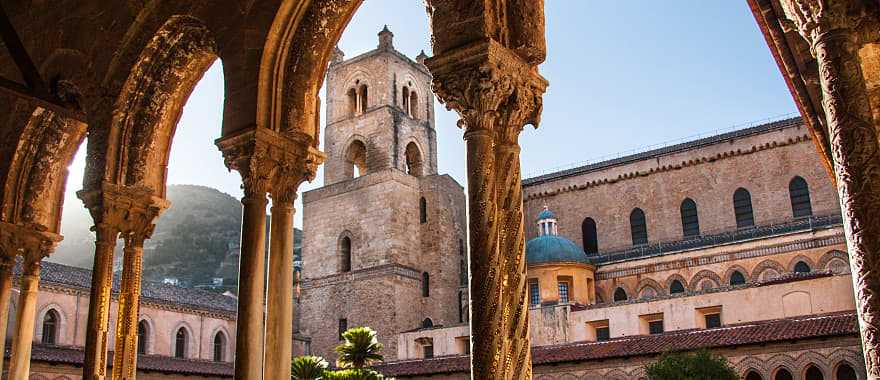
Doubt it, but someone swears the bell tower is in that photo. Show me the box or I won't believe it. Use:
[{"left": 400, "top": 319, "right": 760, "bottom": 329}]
[{"left": 323, "top": 25, "right": 438, "bottom": 185}]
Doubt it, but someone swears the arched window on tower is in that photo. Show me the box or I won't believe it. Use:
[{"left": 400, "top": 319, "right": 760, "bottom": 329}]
[
  {"left": 789, "top": 176, "right": 812, "bottom": 218},
  {"left": 347, "top": 88, "right": 358, "bottom": 117},
  {"left": 420, "top": 197, "right": 428, "bottom": 224},
  {"left": 680, "top": 198, "right": 700, "bottom": 237},
  {"left": 41, "top": 309, "right": 59, "bottom": 345},
  {"left": 340, "top": 236, "right": 352, "bottom": 273},
  {"left": 581, "top": 217, "right": 598, "bottom": 254},
  {"left": 730, "top": 271, "right": 746, "bottom": 286},
  {"left": 794, "top": 260, "right": 811, "bottom": 273},
  {"left": 213, "top": 331, "right": 226, "bottom": 362},
  {"left": 669, "top": 280, "right": 685, "bottom": 294},
  {"left": 629, "top": 208, "right": 648, "bottom": 245},
  {"left": 422, "top": 272, "right": 430, "bottom": 297},
  {"left": 733, "top": 188, "right": 755, "bottom": 228},
  {"left": 405, "top": 142, "right": 424, "bottom": 176},
  {"left": 174, "top": 328, "right": 188, "bottom": 358},
  {"left": 345, "top": 140, "right": 367, "bottom": 179},
  {"left": 613, "top": 287, "right": 628, "bottom": 302},
  {"left": 358, "top": 84, "right": 368, "bottom": 114},
  {"left": 137, "top": 320, "right": 149, "bottom": 354}
]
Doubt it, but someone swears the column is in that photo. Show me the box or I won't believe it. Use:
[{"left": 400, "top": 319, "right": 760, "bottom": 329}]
[
  {"left": 112, "top": 232, "right": 147, "bottom": 380},
  {"left": 234, "top": 188, "right": 268, "bottom": 380},
  {"left": 83, "top": 223, "right": 119, "bottom": 380},
  {"left": 263, "top": 197, "right": 295, "bottom": 380},
  {"left": 8, "top": 252, "right": 44, "bottom": 380},
  {"left": 0, "top": 255, "right": 16, "bottom": 373},
  {"left": 425, "top": 40, "right": 547, "bottom": 379},
  {"left": 784, "top": 3, "right": 880, "bottom": 377}
]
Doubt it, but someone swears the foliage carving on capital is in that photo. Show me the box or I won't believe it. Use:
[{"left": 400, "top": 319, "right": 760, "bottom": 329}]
[
  {"left": 76, "top": 183, "right": 169, "bottom": 243},
  {"left": 426, "top": 40, "right": 548, "bottom": 144},
  {"left": 780, "top": 0, "right": 880, "bottom": 48},
  {"left": 0, "top": 221, "right": 63, "bottom": 261}
]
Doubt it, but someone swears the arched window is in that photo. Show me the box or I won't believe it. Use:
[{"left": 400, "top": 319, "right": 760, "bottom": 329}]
[
  {"left": 581, "top": 217, "right": 598, "bottom": 254},
  {"left": 419, "top": 197, "right": 428, "bottom": 224},
  {"left": 213, "top": 331, "right": 226, "bottom": 362},
  {"left": 41, "top": 309, "right": 59, "bottom": 345},
  {"left": 669, "top": 280, "right": 685, "bottom": 294},
  {"left": 405, "top": 142, "right": 424, "bottom": 176},
  {"left": 805, "top": 365, "right": 824, "bottom": 380},
  {"left": 345, "top": 140, "right": 367, "bottom": 179},
  {"left": 174, "top": 328, "right": 188, "bottom": 358},
  {"left": 358, "top": 84, "right": 368, "bottom": 113},
  {"left": 733, "top": 188, "right": 755, "bottom": 228},
  {"left": 340, "top": 236, "right": 352, "bottom": 273},
  {"left": 836, "top": 363, "right": 858, "bottom": 380},
  {"left": 137, "top": 320, "right": 149, "bottom": 354},
  {"left": 409, "top": 92, "right": 419, "bottom": 118},
  {"left": 402, "top": 86, "right": 410, "bottom": 114},
  {"left": 613, "top": 287, "right": 628, "bottom": 302},
  {"left": 422, "top": 318, "right": 433, "bottom": 328},
  {"left": 629, "top": 208, "right": 648, "bottom": 245},
  {"left": 789, "top": 176, "right": 812, "bottom": 218},
  {"left": 794, "top": 261, "right": 811, "bottom": 273},
  {"left": 729, "top": 271, "right": 746, "bottom": 286},
  {"left": 745, "top": 371, "right": 763, "bottom": 380},
  {"left": 774, "top": 368, "right": 793, "bottom": 380},
  {"left": 347, "top": 88, "right": 358, "bottom": 117},
  {"left": 422, "top": 272, "right": 430, "bottom": 297},
  {"left": 680, "top": 198, "right": 700, "bottom": 237}
]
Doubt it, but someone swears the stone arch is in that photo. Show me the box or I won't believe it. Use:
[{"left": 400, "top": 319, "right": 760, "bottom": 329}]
[
  {"left": 137, "top": 316, "right": 155, "bottom": 355},
  {"left": 664, "top": 274, "right": 689, "bottom": 294},
  {"left": 795, "top": 351, "right": 831, "bottom": 380},
  {"left": 723, "top": 265, "right": 752, "bottom": 286},
  {"left": 787, "top": 255, "right": 817, "bottom": 273},
  {"left": 828, "top": 348, "right": 867, "bottom": 380},
  {"left": 635, "top": 278, "right": 663, "bottom": 299},
  {"left": 766, "top": 354, "right": 798, "bottom": 379},
  {"left": 603, "top": 369, "right": 629, "bottom": 380},
  {"left": 818, "top": 250, "right": 850, "bottom": 274},
  {"left": 36, "top": 303, "right": 67, "bottom": 345},
  {"left": 751, "top": 259, "right": 786, "bottom": 282},
  {"left": 735, "top": 356, "right": 769, "bottom": 378},
  {"left": 210, "top": 326, "right": 231, "bottom": 362},
  {"left": 611, "top": 283, "right": 631, "bottom": 302},
  {"left": 344, "top": 138, "right": 368, "bottom": 179},
  {"left": 689, "top": 270, "right": 722, "bottom": 291},
  {"left": 338, "top": 231, "right": 354, "bottom": 273},
  {"left": 405, "top": 141, "right": 425, "bottom": 177},
  {"left": 171, "top": 321, "right": 196, "bottom": 358}
]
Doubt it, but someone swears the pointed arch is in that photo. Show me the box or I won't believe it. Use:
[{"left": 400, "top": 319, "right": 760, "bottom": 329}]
[
  {"left": 344, "top": 139, "right": 368, "bottom": 179},
  {"left": 689, "top": 270, "right": 722, "bottom": 291},
  {"left": 581, "top": 217, "right": 598, "bottom": 254},
  {"left": 405, "top": 141, "right": 424, "bottom": 177}
]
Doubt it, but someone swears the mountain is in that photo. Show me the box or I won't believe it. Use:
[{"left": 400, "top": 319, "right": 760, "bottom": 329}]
[{"left": 50, "top": 184, "right": 303, "bottom": 290}]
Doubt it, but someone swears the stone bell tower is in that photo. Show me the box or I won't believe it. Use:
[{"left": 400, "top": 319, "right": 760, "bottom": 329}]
[{"left": 298, "top": 26, "right": 467, "bottom": 361}]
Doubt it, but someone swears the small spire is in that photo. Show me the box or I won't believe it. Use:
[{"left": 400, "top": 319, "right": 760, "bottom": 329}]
[
  {"left": 416, "top": 50, "right": 428, "bottom": 64},
  {"left": 378, "top": 24, "right": 394, "bottom": 50},
  {"left": 330, "top": 46, "right": 345, "bottom": 65}
]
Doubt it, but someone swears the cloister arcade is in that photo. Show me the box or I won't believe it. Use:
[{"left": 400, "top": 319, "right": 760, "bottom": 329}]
[{"left": 0, "top": 1, "right": 877, "bottom": 380}]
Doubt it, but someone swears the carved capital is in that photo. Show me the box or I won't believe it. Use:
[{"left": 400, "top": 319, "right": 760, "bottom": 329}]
[
  {"left": 426, "top": 40, "right": 548, "bottom": 145},
  {"left": 217, "top": 127, "right": 325, "bottom": 202},
  {"left": 76, "top": 182, "right": 169, "bottom": 243},
  {"left": 780, "top": 0, "right": 880, "bottom": 50},
  {"left": 0, "top": 221, "right": 63, "bottom": 261}
]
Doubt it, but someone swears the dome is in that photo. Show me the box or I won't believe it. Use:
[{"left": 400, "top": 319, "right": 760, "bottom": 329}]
[
  {"left": 537, "top": 208, "right": 555, "bottom": 220},
  {"left": 526, "top": 235, "right": 588, "bottom": 265}
]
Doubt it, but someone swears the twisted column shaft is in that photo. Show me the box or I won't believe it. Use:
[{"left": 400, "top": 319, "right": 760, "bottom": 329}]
[
  {"left": 83, "top": 225, "right": 118, "bottom": 380},
  {"left": 112, "top": 235, "right": 147, "bottom": 380},
  {"left": 8, "top": 255, "right": 42, "bottom": 380}
]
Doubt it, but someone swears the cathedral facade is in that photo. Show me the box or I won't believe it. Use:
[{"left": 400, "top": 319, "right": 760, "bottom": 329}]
[{"left": 297, "top": 28, "right": 468, "bottom": 362}]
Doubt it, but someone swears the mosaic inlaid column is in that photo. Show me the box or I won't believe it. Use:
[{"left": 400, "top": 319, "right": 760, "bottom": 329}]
[
  {"left": 781, "top": 1, "right": 880, "bottom": 376},
  {"left": 82, "top": 222, "right": 119, "bottom": 380},
  {"left": 426, "top": 41, "right": 547, "bottom": 379},
  {"left": 112, "top": 231, "right": 150, "bottom": 380}
]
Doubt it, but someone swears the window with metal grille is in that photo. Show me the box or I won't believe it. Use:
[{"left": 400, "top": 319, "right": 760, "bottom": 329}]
[
  {"left": 648, "top": 320, "right": 664, "bottom": 335},
  {"left": 733, "top": 188, "right": 755, "bottom": 228},
  {"left": 789, "top": 176, "right": 812, "bottom": 218},
  {"left": 41, "top": 310, "right": 58, "bottom": 345},
  {"left": 558, "top": 281, "right": 570, "bottom": 304},
  {"left": 338, "top": 318, "right": 348, "bottom": 341},
  {"left": 730, "top": 271, "right": 746, "bottom": 286},
  {"left": 629, "top": 208, "right": 648, "bottom": 245},
  {"left": 581, "top": 217, "right": 598, "bottom": 254},
  {"left": 529, "top": 280, "right": 540, "bottom": 306},
  {"left": 613, "top": 287, "right": 628, "bottom": 302},
  {"left": 669, "top": 280, "right": 685, "bottom": 294},
  {"left": 794, "top": 261, "right": 811, "bottom": 273},
  {"left": 680, "top": 198, "right": 700, "bottom": 237},
  {"left": 704, "top": 313, "right": 721, "bottom": 329},
  {"left": 596, "top": 327, "right": 610, "bottom": 342}
]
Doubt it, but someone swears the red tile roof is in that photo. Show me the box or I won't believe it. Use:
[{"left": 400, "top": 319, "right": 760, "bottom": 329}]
[
  {"left": 373, "top": 312, "right": 858, "bottom": 377},
  {"left": 12, "top": 344, "right": 233, "bottom": 377}
]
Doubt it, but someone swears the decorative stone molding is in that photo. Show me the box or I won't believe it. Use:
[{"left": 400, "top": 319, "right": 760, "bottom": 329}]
[{"left": 0, "top": 221, "right": 62, "bottom": 259}]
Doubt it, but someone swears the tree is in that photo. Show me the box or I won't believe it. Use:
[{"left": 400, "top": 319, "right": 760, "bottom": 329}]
[
  {"left": 335, "top": 327, "right": 385, "bottom": 369},
  {"left": 645, "top": 350, "right": 740, "bottom": 380},
  {"left": 291, "top": 355, "right": 328, "bottom": 380}
]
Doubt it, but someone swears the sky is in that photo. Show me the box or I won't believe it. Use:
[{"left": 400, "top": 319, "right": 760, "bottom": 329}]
[{"left": 62, "top": 1, "right": 798, "bottom": 230}]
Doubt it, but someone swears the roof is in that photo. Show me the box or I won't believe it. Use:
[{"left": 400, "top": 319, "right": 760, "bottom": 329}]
[
  {"left": 526, "top": 235, "right": 589, "bottom": 265},
  {"left": 10, "top": 344, "right": 233, "bottom": 377},
  {"left": 536, "top": 208, "right": 555, "bottom": 220},
  {"left": 373, "top": 312, "right": 858, "bottom": 377},
  {"left": 522, "top": 117, "right": 803, "bottom": 186},
  {"left": 22, "top": 260, "right": 237, "bottom": 317}
]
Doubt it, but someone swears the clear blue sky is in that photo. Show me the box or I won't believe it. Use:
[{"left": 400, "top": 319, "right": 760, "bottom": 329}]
[{"left": 63, "top": 1, "right": 798, "bottom": 229}]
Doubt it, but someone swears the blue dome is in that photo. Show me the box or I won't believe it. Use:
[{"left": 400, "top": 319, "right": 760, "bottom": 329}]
[
  {"left": 526, "top": 235, "right": 588, "bottom": 265},
  {"left": 537, "top": 208, "right": 555, "bottom": 220}
]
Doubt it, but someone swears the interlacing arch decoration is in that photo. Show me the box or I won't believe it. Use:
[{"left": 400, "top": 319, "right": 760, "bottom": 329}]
[
  {"left": 828, "top": 348, "right": 869, "bottom": 380},
  {"left": 688, "top": 269, "right": 722, "bottom": 291},
  {"left": 787, "top": 255, "right": 817, "bottom": 273},
  {"left": 818, "top": 250, "right": 851, "bottom": 274},
  {"left": 723, "top": 265, "right": 752, "bottom": 285},
  {"left": 635, "top": 278, "right": 663, "bottom": 299},
  {"left": 751, "top": 259, "right": 786, "bottom": 282},
  {"left": 664, "top": 274, "right": 689, "bottom": 294},
  {"left": 734, "top": 356, "right": 769, "bottom": 378}
]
